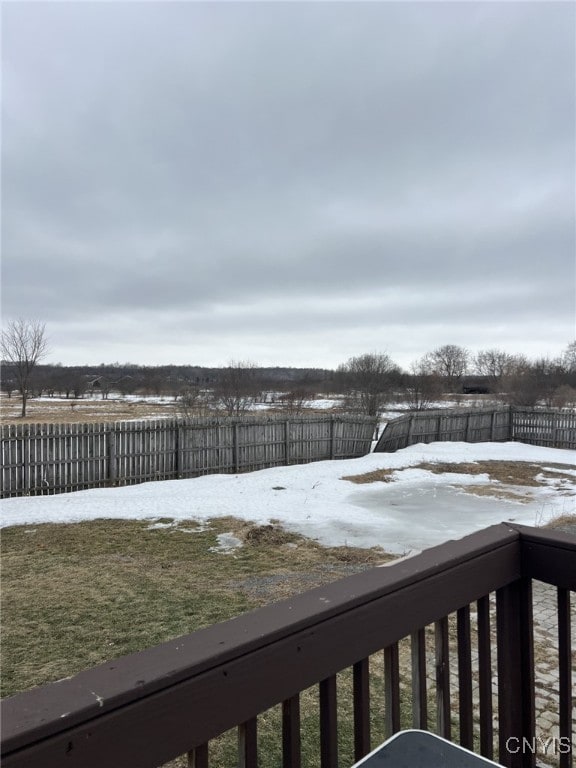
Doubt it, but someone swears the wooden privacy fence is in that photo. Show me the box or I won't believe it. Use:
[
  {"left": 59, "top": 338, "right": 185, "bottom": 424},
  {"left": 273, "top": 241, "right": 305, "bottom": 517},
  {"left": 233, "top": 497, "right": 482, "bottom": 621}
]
[
  {"left": 375, "top": 406, "right": 576, "bottom": 453},
  {"left": 0, "top": 414, "right": 377, "bottom": 498}
]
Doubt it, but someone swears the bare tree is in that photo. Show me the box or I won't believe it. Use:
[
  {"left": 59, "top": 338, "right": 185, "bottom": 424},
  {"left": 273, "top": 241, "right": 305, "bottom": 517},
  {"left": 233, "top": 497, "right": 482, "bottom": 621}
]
[
  {"left": 0, "top": 364, "right": 17, "bottom": 399},
  {"left": 177, "top": 383, "right": 212, "bottom": 417},
  {"left": 1, "top": 319, "right": 49, "bottom": 417},
  {"left": 212, "top": 361, "right": 259, "bottom": 416},
  {"left": 403, "top": 357, "right": 444, "bottom": 410},
  {"left": 337, "top": 352, "right": 400, "bottom": 418},
  {"left": 279, "top": 387, "right": 310, "bottom": 415},
  {"left": 425, "top": 344, "right": 469, "bottom": 389},
  {"left": 499, "top": 355, "right": 564, "bottom": 407},
  {"left": 561, "top": 341, "right": 576, "bottom": 376},
  {"left": 474, "top": 349, "right": 518, "bottom": 385}
]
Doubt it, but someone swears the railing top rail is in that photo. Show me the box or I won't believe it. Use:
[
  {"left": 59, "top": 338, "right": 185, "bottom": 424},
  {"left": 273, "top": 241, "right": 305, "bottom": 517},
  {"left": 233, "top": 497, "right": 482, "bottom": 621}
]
[
  {"left": 509, "top": 523, "right": 576, "bottom": 547},
  {"left": 510, "top": 523, "right": 576, "bottom": 590},
  {"left": 1, "top": 523, "right": 521, "bottom": 758}
]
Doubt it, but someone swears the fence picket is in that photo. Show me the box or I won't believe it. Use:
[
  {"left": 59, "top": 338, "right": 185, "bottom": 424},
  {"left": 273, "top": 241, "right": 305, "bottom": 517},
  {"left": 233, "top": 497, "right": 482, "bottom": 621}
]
[
  {"left": 376, "top": 406, "right": 576, "bottom": 452},
  {"left": 1, "top": 415, "right": 375, "bottom": 498}
]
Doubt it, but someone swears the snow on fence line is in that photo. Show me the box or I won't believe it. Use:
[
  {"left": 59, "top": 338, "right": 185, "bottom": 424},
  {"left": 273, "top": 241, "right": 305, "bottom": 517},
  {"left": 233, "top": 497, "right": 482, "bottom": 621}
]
[
  {"left": 375, "top": 405, "right": 576, "bottom": 453},
  {"left": 0, "top": 414, "right": 377, "bottom": 498}
]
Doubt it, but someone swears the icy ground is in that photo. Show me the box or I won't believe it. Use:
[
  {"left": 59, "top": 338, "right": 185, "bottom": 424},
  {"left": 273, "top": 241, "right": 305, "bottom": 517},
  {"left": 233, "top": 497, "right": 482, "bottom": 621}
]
[{"left": 1, "top": 442, "right": 574, "bottom": 555}]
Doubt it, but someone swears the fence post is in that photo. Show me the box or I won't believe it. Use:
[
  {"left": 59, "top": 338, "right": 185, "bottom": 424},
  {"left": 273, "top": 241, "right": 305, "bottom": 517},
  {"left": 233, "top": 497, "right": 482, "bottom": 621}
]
[
  {"left": 508, "top": 405, "right": 514, "bottom": 441},
  {"left": 554, "top": 409, "right": 561, "bottom": 449},
  {"left": 330, "top": 417, "right": 336, "bottom": 460},
  {"left": 233, "top": 423, "right": 240, "bottom": 473},
  {"left": 108, "top": 428, "right": 117, "bottom": 485},
  {"left": 465, "top": 412, "right": 472, "bottom": 442},
  {"left": 490, "top": 410, "right": 496, "bottom": 441},
  {"left": 407, "top": 415, "right": 415, "bottom": 449},
  {"left": 285, "top": 420, "right": 290, "bottom": 465},
  {"left": 174, "top": 423, "right": 181, "bottom": 478},
  {"left": 22, "top": 426, "right": 29, "bottom": 495}
]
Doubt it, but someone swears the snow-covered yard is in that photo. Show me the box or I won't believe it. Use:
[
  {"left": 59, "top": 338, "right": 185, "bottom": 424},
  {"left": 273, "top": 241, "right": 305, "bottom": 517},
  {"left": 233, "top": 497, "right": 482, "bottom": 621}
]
[{"left": 1, "top": 442, "right": 574, "bottom": 555}]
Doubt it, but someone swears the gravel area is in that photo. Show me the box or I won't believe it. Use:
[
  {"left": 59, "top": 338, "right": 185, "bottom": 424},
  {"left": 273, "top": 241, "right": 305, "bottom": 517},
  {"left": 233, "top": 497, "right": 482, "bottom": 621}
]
[{"left": 230, "top": 563, "right": 374, "bottom": 600}]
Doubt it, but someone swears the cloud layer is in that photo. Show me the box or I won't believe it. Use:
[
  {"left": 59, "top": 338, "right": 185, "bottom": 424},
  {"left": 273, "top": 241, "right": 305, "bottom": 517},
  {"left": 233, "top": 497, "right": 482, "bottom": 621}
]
[{"left": 2, "top": 2, "right": 574, "bottom": 367}]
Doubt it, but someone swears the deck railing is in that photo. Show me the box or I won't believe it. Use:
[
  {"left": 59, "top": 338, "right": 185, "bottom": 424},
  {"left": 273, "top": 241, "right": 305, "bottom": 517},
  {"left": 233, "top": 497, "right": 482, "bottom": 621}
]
[{"left": 1, "top": 523, "right": 574, "bottom": 768}]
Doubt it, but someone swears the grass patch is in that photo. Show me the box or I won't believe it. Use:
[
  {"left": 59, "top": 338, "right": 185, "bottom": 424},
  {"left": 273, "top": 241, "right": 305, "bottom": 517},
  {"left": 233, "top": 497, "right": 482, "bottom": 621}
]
[
  {"left": 2, "top": 517, "right": 396, "bottom": 767},
  {"left": 545, "top": 513, "right": 576, "bottom": 530},
  {"left": 456, "top": 485, "right": 534, "bottom": 503},
  {"left": 415, "top": 460, "right": 575, "bottom": 487},
  {"left": 1, "top": 517, "right": 391, "bottom": 698},
  {"left": 344, "top": 461, "right": 576, "bottom": 496},
  {"left": 341, "top": 468, "right": 396, "bottom": 484}
]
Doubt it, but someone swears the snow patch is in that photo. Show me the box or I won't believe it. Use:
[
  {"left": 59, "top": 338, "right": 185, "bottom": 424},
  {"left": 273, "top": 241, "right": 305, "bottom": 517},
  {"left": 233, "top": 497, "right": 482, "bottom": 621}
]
[
  {"left": 209, "top": 533, "right": 243, "bottom": 554},
  {"left": 1, "top": 442, "right": 574, "bottom": 554}
]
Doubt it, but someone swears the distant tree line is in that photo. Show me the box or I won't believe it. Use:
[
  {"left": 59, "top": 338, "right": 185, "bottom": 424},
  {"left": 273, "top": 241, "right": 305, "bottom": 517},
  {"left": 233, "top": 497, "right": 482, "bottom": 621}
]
[
  {"left": 1, "top": 319, "right": 575, "bottom": 421},
  {"left": 0, "top": 358, "right": 337, "bottom": 416},
  {"left": 336, "top": 342, "right": 576, "bottom": 418}
]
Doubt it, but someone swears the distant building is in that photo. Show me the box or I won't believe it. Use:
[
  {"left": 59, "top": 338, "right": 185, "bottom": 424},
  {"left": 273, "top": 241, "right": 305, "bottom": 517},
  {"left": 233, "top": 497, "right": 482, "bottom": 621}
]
[{"left": 461, "top": 377, "right": 491, "bottom": 395}]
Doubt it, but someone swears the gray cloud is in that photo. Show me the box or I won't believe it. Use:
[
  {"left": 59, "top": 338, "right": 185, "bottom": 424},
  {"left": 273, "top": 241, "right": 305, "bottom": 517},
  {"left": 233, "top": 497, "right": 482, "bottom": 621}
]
[{"left": 2, "top": 1, "right": 574, "bottom": 368}]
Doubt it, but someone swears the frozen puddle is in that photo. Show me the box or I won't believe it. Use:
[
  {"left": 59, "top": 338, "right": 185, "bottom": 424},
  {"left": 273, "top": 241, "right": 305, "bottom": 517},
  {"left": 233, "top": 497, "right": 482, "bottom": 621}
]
[{"left": 346, "top": 482, "right": 553, "bottom": 555}]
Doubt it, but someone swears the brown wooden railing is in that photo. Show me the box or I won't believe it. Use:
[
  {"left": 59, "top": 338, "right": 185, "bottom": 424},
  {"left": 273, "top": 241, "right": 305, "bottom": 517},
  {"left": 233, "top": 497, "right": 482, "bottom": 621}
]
[{"left": 1, "top": 524, "right": 574, "bottom": 768}]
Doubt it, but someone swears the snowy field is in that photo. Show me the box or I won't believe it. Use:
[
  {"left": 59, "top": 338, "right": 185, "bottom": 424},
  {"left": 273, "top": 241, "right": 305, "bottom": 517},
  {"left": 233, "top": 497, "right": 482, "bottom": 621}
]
[{"left": 1, "top": 442, "right": 574, "bottom": 555}]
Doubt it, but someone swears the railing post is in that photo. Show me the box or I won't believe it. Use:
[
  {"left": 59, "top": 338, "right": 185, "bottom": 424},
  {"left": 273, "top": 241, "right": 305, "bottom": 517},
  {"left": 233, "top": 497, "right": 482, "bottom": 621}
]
[
  {"left": 320, "top": 675, "right": 338, "bottom": 768},
  {"left": 384, "top": 643, "right": 401, "bottom": 737},
  {"left": 496, "top": 578, "right": 535, "bottom": 768},
  {"left": 238, "top": 718, "right": 257, "bottom": 768},
  {"left": 435, "top": 617, "right": 451, "bottom": 740},
  {"left": 411, "top": 629, "right": 427, "bottom": 729},
  {"left": 477, "top": 595, "right": 494, "bottom": 761},
  {"left": 457, "top": 606, "right": 473, "bottom": 749},
  {"left": 282, "top": 695, "right": 301, "bottom": 768},
  {"left": 187, "top": 743, "right": 208, "bottom": 768},
  {"left": 353, "top": 658, "right": 371, "bottom": 761}
]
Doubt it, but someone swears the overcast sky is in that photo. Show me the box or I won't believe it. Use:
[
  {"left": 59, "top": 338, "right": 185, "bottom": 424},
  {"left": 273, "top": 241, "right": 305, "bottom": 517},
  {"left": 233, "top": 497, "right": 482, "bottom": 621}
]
[{"left": 2, "top": 1, "right": 575, "bottom": 369}]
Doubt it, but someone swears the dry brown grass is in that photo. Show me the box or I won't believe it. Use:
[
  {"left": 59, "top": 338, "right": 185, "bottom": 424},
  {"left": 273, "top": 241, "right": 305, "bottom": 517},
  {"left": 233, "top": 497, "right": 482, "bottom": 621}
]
[
  {"left": 417, "top": 460, "right": 575, "bottom": 487},
  {"left": 456, "top": 484, "right": 534, "bottom": 502},
  {"left": 0, "top": 395, "right": 179, "bottom": 424},
  {"left": 0, "top": 395, "right": 341, "bottom": 425},
  {"left": 0, "top": 517, "right": 391, "bottom": 699},
  {"left": 545, "top": 513, "right": 576, "bottom": 530},
  {"left": 343, "top": 460, "right": 575, "bottom": 490},
  {"left": 341, "top": 468, "right": 396, "bottom": 484},
  {"left": 1, "top": 517, "right": 394, "bottom": 767}
]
